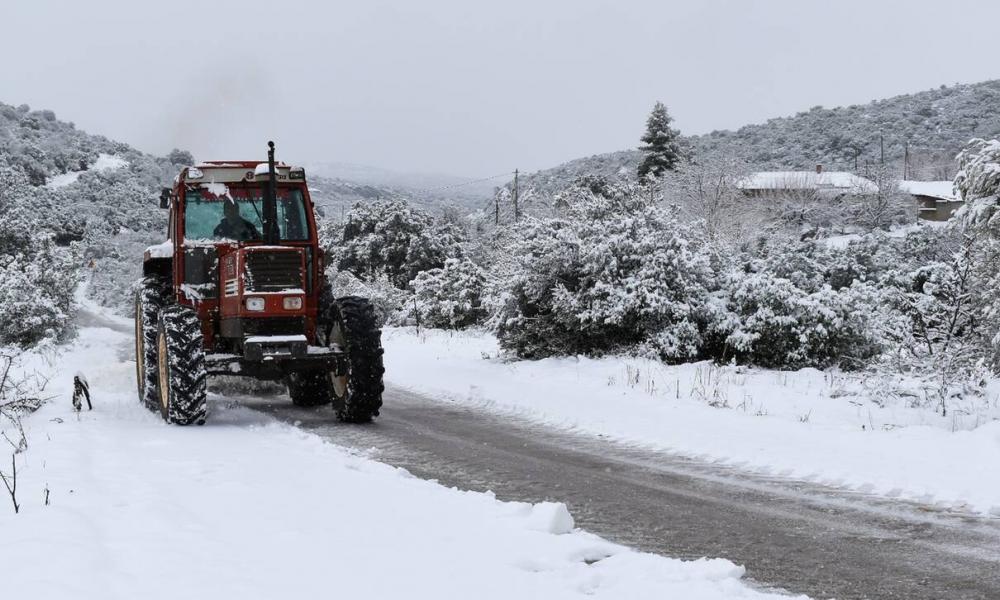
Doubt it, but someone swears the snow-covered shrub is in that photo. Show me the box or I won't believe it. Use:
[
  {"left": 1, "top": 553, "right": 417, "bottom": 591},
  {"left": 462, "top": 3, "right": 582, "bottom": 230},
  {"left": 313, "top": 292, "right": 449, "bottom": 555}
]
[
  {"left": 336, "top": 199, "right": 464, "bottom": 288},
  {"left": 495, "top": 179, "right": 716, "bottom": 359},
  {"left": 947, "top": 139, "right": 1000, "bottom": 369},
  {"left": 326, "top": 268, "right": 410, "bottom": 327},
  {"left": 411, "top": 258, "right": 489, "bottom": 329},
  {"left": 955, "top": 138, "right": 1000, "bottom": 201},
  {"left": 0, "top": 168, "right": 82, "bottom": 345},
  {"left": 879, "top": 253, "right": 982, "bottom": 365},
  {"left": 0, "top": 240, "right": 80, "bottom": 347},
  {"left": 751, "top": 239, "right": 837, "bottom": 293},
  {"left": 709, "top": 272, "right": 879, "bottom": 370}
]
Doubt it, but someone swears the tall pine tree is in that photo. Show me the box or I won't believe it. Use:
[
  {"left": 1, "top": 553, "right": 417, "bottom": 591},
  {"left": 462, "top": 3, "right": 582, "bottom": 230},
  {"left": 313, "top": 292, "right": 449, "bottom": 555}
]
[{"left": 637, "top": 101, "right": 682, "bottom": 180}]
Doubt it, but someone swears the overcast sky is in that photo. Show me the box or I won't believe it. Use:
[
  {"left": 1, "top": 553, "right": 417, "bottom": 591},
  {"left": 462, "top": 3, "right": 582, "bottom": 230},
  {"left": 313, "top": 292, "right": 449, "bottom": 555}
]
[{"left": 3, "top": 0, "right": 999, "bottom": 177}]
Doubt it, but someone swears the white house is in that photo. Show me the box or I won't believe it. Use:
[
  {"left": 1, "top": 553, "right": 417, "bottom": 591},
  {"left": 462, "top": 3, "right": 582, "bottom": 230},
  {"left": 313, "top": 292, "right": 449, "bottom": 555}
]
[{"left": 737, "top": 165, "right": 878, "bottom": 198}]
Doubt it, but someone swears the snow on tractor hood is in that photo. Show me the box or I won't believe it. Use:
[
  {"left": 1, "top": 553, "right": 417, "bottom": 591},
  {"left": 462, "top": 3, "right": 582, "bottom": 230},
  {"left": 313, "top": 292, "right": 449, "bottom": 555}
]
[{"left": 145, "top": 240, "right": 173, "bottom": 258}]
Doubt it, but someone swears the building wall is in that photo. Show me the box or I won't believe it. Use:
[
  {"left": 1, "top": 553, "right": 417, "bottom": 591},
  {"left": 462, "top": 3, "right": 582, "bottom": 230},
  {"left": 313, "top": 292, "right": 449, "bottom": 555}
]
[{"left": 914, "top": 194, "right": 962, "bottom": 221}]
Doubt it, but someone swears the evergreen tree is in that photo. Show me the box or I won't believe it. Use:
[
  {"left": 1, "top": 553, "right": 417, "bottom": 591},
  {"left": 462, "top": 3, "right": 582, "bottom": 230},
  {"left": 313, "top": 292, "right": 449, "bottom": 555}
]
[{"left": 637, "top": 101, "right": 682, "bottom": 179}]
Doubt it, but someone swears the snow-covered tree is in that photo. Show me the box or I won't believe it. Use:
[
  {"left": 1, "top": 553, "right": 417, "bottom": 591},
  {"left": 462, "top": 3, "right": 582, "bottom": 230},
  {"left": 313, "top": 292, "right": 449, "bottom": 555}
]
[
  {"left": 853, "top": 164, "right": 916, "bottom": 230},
  {"left": 495, "top": 179, "right": 716, "bottom": 359},
  {"left": 412, "top": 258, "right": 489, "bottom": 329},
  {"left": 0, "top": 238, "right": 80, "bottom": 347},
  {"left": 637, "top": 102, "right": 682, "bottom": 180},
  {"left": 955, "top": 138, "right": 1000, "bottom": 201},
  {"left": 167, "top": 149, "right": 195, "bottom": 166},
  {"left": 336, "top": 199, "right": 464, "bottom": 288},
  {"left": 663, "top": 153, "right": 760, "bottom": 249}
]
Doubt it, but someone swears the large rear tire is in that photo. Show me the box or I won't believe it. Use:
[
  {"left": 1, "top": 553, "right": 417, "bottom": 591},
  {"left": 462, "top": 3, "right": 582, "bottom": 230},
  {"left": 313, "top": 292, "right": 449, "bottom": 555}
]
[
  {"left": 318, "top": 293, "right": 385, "bottom": 423},
  {"left": 156, "top": 305, "right": 208, "bottom": 426},
  {"left": 135, "top": 275, "right": 169, "bottom": 412}
]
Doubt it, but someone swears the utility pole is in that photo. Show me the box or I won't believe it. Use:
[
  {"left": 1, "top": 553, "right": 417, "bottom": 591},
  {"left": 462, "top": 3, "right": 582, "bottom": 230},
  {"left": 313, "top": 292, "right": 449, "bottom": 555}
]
[
  {"left": 494, "top": 188, "right": 499, "bottom": 225},
  {"left": 854, "top": 147, "right": 860, "bottom": 172},
  {"left": 879, "top": 132, "right": 884, "bottom": 166},
  {"left": 903, "top": 141, "right": 910, "bottom": 181},
  {"left": 512, "top": 169, "right": 520, "bottom": 222}
]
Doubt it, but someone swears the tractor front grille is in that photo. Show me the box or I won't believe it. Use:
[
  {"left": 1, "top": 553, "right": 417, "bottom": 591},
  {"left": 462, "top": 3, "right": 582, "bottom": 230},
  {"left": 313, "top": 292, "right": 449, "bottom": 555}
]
[
  {"left": 244, "top": 250, "right": 303, "bottom": 292},
  {"left": 219, "top": 317, "right": 305, "bottom": 340},
  {"left": 243, "top": 317, "right": 305, "bottom": 337}
]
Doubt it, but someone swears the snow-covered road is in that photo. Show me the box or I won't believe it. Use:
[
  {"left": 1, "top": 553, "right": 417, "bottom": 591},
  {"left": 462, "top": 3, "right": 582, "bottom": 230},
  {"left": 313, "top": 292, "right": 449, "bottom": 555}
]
[
  {"left": 0, "top": 310, "right": 797, "bottom": 600},
  {"left": 251, "top": 386, "right": 1000, "bottom": 600},
  {"left": 381, "top": 327, "right": 1000, "bottom": 516}
]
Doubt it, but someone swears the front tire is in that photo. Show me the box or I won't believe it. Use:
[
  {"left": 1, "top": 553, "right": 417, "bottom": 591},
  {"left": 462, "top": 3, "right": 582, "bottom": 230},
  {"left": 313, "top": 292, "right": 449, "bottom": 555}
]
[
  {"left": 318, "top": 294, "right": 385, "bottom": 423},
  {"left": 156, "top": 305, "right": 208, "bottom": 425},
  {"left": 135, "top": 275, "right": 168, "bottom": 412}
]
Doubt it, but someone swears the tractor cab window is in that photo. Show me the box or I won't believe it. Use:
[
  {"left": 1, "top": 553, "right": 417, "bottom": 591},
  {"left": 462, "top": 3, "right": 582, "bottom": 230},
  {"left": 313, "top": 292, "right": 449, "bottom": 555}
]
[{"left": 183, "top": 186, "right": 310, "bottom": 242}]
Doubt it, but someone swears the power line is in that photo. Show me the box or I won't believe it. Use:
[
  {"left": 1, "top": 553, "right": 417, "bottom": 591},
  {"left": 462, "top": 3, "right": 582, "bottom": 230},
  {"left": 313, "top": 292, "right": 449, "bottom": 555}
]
[{"left": 415, "top": 171, "right": 516, "bottom": 194}]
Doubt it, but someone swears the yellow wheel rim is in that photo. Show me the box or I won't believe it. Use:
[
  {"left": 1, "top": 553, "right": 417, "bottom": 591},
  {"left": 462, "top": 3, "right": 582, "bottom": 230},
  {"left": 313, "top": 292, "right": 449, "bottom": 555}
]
[{"left": 157, "top": 329, "right": 170, "bottom": 412}]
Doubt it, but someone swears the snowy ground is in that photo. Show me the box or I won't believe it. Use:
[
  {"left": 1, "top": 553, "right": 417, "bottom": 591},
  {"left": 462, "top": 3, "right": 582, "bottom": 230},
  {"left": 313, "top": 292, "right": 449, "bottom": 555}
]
[
  {"left": 44, "top": 153, "right": 128, "bottom": 189},
  {"left": 0, "top": 311, "right": 799, "bottom": 600},
  {"left": 382, "top": 327, "right": 1000, "bottom": 517}
]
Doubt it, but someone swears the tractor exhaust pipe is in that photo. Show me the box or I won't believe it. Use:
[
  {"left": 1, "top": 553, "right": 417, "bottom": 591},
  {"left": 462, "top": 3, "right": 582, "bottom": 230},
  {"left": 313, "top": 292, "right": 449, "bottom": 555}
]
[{"left": 264, "top": 141, "right": 279, "bottom": 244}]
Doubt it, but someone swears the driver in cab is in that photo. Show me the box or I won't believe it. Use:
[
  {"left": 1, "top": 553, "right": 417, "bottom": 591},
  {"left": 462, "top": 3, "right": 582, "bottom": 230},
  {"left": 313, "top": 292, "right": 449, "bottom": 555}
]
[{"left": 214, "top": 200, "right": 261, "bottom": 241}]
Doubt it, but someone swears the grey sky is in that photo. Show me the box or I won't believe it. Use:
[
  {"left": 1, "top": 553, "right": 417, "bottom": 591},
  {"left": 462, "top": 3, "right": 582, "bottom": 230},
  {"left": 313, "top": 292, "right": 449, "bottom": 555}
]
[{"left": 3, "top": 0, "right": 999, "bottom": 177}]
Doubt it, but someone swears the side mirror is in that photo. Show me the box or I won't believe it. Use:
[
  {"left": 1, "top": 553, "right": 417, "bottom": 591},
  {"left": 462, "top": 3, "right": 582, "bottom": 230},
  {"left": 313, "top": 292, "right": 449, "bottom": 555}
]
[{"left": 160, "top": 188, "right": 171, "bottom": 209}]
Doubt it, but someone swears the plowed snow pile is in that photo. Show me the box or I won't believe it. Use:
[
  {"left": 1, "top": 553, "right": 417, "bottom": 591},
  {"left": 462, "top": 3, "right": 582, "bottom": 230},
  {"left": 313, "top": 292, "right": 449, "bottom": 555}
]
[{"left": 0, "top": 311, "right": 799, "bottom": 600}]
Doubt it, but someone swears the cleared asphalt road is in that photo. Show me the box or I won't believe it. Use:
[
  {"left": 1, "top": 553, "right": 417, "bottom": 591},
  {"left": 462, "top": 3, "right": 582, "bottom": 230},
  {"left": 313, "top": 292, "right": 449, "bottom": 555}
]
[{"left": 242, "top": 385, "right": 1000, "bottom": 600}]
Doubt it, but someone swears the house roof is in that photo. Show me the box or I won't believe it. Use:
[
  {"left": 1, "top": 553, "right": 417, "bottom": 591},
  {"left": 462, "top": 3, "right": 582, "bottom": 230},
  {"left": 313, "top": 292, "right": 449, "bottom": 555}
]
[
  {"left": 898, "top": 180, "right": 959, "bottom": 202},
  {"left": 737, "top": 171, "right": 878, "bottom": 194}
]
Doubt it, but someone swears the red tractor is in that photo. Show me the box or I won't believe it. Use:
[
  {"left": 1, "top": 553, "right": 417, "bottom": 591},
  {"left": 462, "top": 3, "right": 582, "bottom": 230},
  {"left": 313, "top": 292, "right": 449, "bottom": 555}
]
[{"left": 134, "top": 142, "right": 383, "bottom": 425}]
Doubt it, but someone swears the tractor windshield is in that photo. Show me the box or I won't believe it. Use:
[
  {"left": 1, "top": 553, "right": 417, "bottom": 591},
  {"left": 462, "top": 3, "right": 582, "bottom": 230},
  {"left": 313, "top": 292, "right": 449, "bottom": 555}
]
[{"left": 183, "top": 186, "right": 310, "bottom": 242}]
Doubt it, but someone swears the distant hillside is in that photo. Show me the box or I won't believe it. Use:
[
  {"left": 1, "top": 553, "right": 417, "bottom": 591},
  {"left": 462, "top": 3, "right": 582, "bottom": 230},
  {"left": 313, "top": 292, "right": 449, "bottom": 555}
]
[
  {"left": 514, "top": 80, "right": 1000, "bottom": 198},
  {"left": 307, "top": 174, "right": 488, "bottom": 220},
  {"left": 306, "top": 161, "right": 497, "bottom": 200}
]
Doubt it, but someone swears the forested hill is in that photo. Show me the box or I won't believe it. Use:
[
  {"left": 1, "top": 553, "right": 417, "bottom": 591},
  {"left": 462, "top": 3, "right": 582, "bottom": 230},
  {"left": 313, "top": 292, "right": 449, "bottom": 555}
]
[
  {"left": 514, "top": 80, "right": 1000, "bottom": 197},
  {"left": 0, "top": 101, "right": 181, "bottom": 188},
  {"left": 0, "top": 101, "right": 193, "bottom": 322}
]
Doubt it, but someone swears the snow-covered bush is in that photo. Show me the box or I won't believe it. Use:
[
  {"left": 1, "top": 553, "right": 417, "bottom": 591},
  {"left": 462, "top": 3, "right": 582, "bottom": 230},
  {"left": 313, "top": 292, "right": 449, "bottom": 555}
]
[
  {"left": 325, "top": 268, "right": 410, "bottom": 327},
  {"left": 751, "top": 239, "right": 838, "bottom": 293},
  {"left": 709, "top": 272, "right": 879, "bottom": 369},
  {"left": 412, "top": 258, "right": 489, "bottom": 329},
  {"left": 948, "top": 138, "right": 1000, "bottom": 369},
  {"left": 336, "top": 199, "right": 464, "bottom": 288},
  {"left": 0, "top": 240, "right": 80, "bottom": 347},
  {"left": 955, "top": 138, "right": 1000, "bottom": 201},
  {"left": 0, "top": 168, "right": 82, "bottom": 346},
  {"left": 879, "top": 252, "right": 982, "bottom": 366},
  {"left": 495, "top": 179, "right": 716, "bottom": 359}
]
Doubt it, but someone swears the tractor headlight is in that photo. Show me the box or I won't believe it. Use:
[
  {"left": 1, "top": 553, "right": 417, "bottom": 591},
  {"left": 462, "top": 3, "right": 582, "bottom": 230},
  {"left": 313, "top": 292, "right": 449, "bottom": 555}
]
[
  {"left": 283, "top": 296, "right": 303, "bottom": 310},
  {"left": 245, "top": 297, "right": 266, "bottom": 312}
]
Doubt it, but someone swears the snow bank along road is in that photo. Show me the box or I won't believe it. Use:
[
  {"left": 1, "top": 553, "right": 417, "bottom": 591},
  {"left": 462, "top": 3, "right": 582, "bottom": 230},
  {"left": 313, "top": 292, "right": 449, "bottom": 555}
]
[
  {"left": 2, "top": 314, "right": 797, "bottom": 600},
  {"left": 249, "top": 387, "right": 1000, "bottom": 600}
]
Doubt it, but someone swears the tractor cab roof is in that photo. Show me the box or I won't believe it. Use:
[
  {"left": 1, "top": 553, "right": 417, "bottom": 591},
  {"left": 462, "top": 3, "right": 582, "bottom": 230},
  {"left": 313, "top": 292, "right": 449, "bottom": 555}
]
[{"left": 174, "top": 161, "right": 307, "bottom": 185}]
